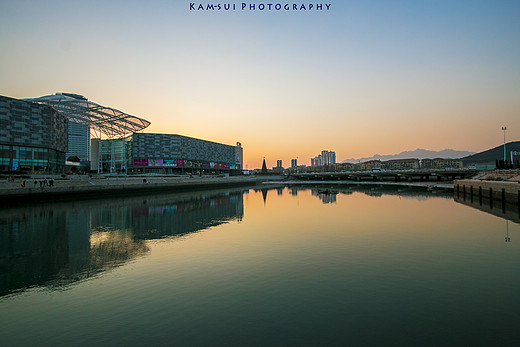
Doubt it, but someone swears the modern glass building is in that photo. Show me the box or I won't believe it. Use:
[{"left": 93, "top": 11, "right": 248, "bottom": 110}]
[
  {"left": 2, "top": 93, "right": 242, "bottom": 175},
  {"left": 24, "top": 92, "right": 151, "bottom": 173},
  {"left": 0, "top": 95, "right": 68, "bottom": 174},
  {"left": 67, "top": 121, "right": 90, "bottom": 162},
  {"left": 91, "top": 137, "right": 129, "bottom": 173},
  {"left": 91, "top": 133, "right": 244, "bottom": 174}
]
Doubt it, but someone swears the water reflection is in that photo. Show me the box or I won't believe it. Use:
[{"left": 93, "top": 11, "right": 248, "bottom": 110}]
[
  {"left": 1, "top": 186, "right": 520, "bottom": 346},
  {"left": 312, "top": 188, "right": 338, "bottom": 204},
  {"left": 0, "top": 207, "right": 69, "bottom": 295},
  {"left": 0, "top": 189, "right": 245, "bottom": 296},
  {"left": 258, "top": 184, "right": 451, "bottom": 205},
  {"left": 299, "top": 183, "right": 453, "bottom": 203},
  {"left": 454, "top": 194, "right": 520, "bottom": 224},
  {"left": 505, "top": 220, "right": 511, "bottom": 243},
  {"left": 1, "top": 184, "right": 513, "bottom": 298}
]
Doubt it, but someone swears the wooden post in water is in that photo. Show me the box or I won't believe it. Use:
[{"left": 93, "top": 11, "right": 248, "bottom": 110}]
[
  {"left": 463, "top": 185, "right": 466, "bottom": 201},
  {"left": 489, "top": 187, "right": 493, "bottom": 209},
  {"left": 479, "top": 186, "right": 482, "bottom": 205},
  {"left": 457, "top": 184, "right": 460, "bottom": 199},
  {"left": 470, "top": 186, "right": 473, "bottom": 203}
]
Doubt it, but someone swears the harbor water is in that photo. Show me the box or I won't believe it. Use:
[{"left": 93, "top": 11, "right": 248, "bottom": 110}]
[{"left": 1, "top": 185, "right": 519, "bottom": 346}]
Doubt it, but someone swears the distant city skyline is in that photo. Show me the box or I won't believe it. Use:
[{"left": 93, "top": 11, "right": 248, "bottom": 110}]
[{"left": 1, "top": 0, "right": 519, "bottom": 168}]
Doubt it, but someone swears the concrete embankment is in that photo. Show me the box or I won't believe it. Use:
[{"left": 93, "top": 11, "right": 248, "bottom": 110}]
[
  {"left": 272, "top": 180, "right": 454, "bottom": 190},
  {"left": 454, "top": 179, "right": 520, "bottom": 206},
  {"left": 1, "top": 175, "right": 283, "bottom": 205}
]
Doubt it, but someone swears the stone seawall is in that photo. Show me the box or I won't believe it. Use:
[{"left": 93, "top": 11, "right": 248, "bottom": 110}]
[
  {"left": 454, "top": 179, "right": 520, "bottom": 206},
  {"left": 1, "top": 176, "right": 283, "bottom": 205}
]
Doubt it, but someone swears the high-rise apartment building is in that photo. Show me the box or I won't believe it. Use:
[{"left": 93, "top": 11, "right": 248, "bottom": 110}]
[
  {"left": 311, "top": 150, "right": 336, "bottom": 167},
  {"left": 67, "top": 121, "right": 90, "bottom": 162}
]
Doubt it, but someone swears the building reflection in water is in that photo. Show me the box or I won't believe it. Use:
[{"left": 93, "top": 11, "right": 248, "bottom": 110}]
[
  {"left": 0, "top": 189, "right": 245, "bottom": 297},
  {"left": 302, "top": 184, "right": 452, "bottom": 204},
  {"left": 312, "top": 188, "right": 338, "bottom": 204},
  {"left": 0, "top": 185, "right": 460, "bottom": 296},
  {"left": 0, "top": 208, "right": 69, "bottom": 295}
]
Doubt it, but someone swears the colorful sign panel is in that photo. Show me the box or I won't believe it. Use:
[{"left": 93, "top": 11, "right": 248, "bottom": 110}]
[
  {"left": 133, "top": 158, "right": 234, "bottom": 169},
  {"left": 133, "top": 159, "right": 149, "bottom": 167},
  {"left": 163, "top": 160, "right": 177, "bottom": 167}
]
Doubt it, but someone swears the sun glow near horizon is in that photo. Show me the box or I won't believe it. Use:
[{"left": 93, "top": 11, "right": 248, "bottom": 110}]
[{"left": 0, "top": 0, "right": 519, "bottom": 169}]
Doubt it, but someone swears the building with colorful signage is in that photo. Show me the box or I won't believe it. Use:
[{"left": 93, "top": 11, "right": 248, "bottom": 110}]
[{"left": 92, "top": 133, "right": 243, "bottom": 174}]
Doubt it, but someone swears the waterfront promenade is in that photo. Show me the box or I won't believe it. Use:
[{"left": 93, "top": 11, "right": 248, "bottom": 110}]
[
  {"left": 0, "top": 175, "right": 283, "bottom": 205},
  {"left": 289, "top": 169, "right": 477, "bottom": 182},
  {"left": 3, "top": 170, "right": 519, "bottom": 207}
]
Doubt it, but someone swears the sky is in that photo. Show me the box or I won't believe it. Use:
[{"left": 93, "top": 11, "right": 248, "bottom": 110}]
[{"left": 1, "top": 0, "right": 519, "bottom": 169}]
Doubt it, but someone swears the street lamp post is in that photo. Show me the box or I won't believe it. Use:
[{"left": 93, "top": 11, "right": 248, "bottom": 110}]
[{"left": 502, "top": 126, "right": 507, "bottom": 162}]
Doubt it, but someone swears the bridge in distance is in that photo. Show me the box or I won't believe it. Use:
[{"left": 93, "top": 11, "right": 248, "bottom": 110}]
[{"left": 289, "top": 169, "right": 478, "bottom": 182}]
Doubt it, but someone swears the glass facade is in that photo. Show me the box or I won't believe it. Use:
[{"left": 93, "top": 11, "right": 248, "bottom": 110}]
[
  {"left": 93, "top": 134, "right": 243, "bottom": 174},
  {"left": 67, "top": 122, "right": 90, "bottom": 162},
  {"left": 0, "top": 144, "right": 65, "bottom": 173},
  {"left": 99, "top": 138, "right": 130, "bottom": 172},
  {"left": 0, "top": 95, "right": 68, "bottom": 174}
]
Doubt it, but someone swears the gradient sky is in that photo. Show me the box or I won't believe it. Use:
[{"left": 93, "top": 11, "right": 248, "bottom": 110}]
[{"left": 1, "top": 0, "right": 519, "bottom": 168}]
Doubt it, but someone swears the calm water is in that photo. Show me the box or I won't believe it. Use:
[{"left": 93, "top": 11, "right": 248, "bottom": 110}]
[{"left": 1, "top": 185, "right": 520, "bottom": 346}]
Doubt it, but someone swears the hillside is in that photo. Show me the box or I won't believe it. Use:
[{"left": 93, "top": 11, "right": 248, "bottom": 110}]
[{"left": 461, "top": 141, "right": 520, "bottom": 164}]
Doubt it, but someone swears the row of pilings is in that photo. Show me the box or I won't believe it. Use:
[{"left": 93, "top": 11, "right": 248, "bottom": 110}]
[{"left": 454, "top": 179, "right": 520, "bottom": 217}]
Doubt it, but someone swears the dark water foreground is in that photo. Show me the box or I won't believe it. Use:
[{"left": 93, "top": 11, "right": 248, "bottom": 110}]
[{"left": 1, "top": 186, "right": 519, "bottom": 346}]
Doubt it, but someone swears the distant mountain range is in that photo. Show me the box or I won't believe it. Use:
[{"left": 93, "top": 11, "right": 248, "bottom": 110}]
[
  {"left": 342, "top": 149, "right": 475, "bottom": 164},
  {"left": 342, "top": 142, "right": 520, "bottom": 164}
]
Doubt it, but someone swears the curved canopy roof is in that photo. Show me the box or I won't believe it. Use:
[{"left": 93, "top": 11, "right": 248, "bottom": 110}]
[{"left": 24, "top": 93, "right": 151, "bottom": 138}]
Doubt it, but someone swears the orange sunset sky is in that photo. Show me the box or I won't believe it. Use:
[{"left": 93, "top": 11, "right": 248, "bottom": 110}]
[{"left": 1, "top": 0, "right": 519, "bottom": 169}]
